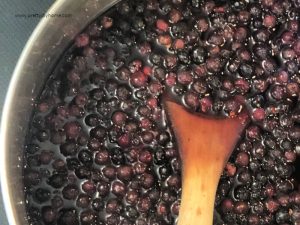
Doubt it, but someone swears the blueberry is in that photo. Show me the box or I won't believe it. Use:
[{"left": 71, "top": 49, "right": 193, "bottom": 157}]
[
  {"left": 97, "top": 181, "right": 110, "bottom": 197},
  {"left": 80, "top": 210, "right": 97, "bottom": 225},
  {"left": 58, "top": 209, "right": 79, "bottom": 225},
  {"left": 60, "top": 141, "right": 78, "bottom": 156},
  {"left": 51, "top": 195, "right": 63, "bottom": 209},
  {"left": 82, "top": 181, "right": 96, "bottom": 195},
  {"left": 35, "top": 188, "right": 51, "bottom": 203},
  {"left": 42, "top": 206, "right": 56, "bottom": 224},
  {"left": 62, "top": 184, "right": 79, "bottom": 200},
  {"left": 47, "top": 174, "right": 67, "bottom": 188},
  {"left": 85, "top": 114, "right": 101, "bottom": 127},
  {"left": 75, "top": 166, "right": 91, "bottom": 179}
]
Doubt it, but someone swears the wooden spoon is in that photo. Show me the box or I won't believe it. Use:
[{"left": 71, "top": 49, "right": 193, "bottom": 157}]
[{"left": 164, "top": 100, "right": 248, "bottom": 225}]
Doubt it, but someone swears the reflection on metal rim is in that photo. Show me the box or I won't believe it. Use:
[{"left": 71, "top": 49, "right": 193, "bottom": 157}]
[{"left": 0, "top": 0, "right": 120, "bottom": 224}]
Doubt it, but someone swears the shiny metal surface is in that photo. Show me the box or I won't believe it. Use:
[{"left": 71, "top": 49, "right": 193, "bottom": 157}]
[{"left": 0, "top": 0, "right": 120, "bottom": 224}]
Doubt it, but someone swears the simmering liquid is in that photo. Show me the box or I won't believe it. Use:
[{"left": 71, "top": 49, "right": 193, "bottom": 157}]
[{"left": 23, "top": 0, "right": 300, "bottom": 224}]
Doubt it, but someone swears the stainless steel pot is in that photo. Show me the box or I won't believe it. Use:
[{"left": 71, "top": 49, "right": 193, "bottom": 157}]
[{"left": 0, "top": 1, "right": 120, "bottom": 224}]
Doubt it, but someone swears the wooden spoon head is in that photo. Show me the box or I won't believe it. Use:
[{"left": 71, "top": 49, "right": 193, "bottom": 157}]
[{"left": 164, "top": 100, "right": 249, "bottom": 167}]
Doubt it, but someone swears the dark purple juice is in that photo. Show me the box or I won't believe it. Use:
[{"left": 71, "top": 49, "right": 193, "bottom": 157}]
[{"left": 23, "top": 0, "right": 300, "bottom": 224}]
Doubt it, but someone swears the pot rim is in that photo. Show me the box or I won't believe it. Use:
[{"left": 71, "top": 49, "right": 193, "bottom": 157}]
[{"left": 0, "top": 1, "right": 66, "bottom": 224}]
